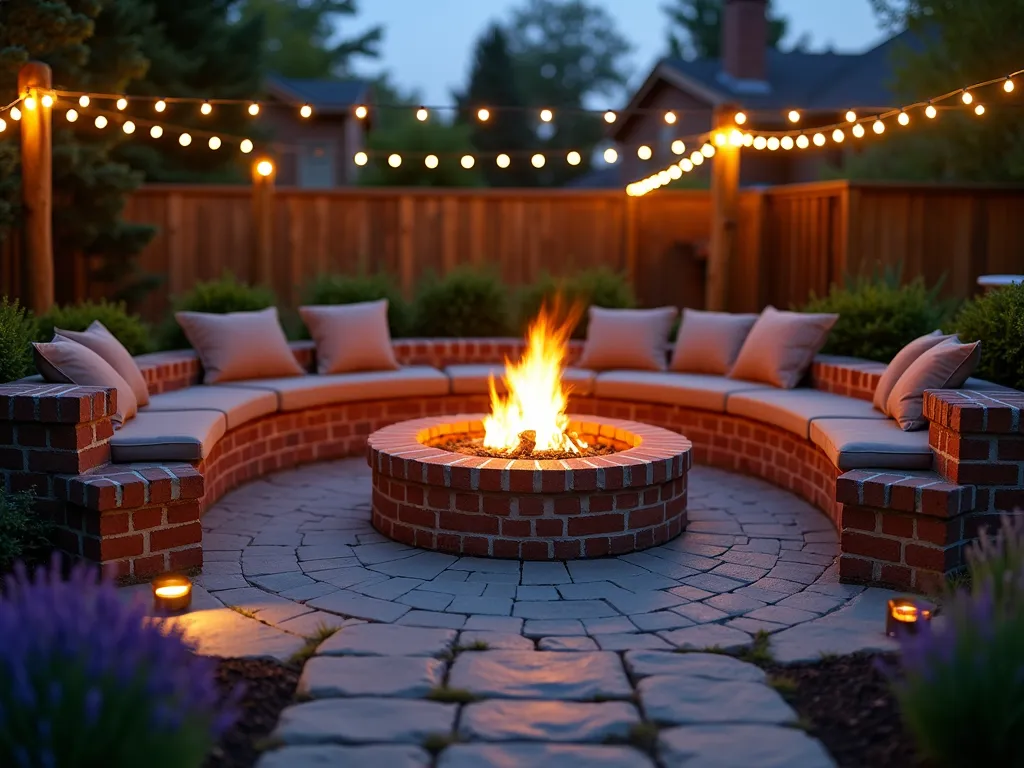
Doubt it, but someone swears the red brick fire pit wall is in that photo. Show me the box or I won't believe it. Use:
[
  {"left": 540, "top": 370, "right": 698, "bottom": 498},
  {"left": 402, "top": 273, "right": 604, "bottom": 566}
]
[{"left": 368, "top": 414, "right": 692, "bottom": 560}]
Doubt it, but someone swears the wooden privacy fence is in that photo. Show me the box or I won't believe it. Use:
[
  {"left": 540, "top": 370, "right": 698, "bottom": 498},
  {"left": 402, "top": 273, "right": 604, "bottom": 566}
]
[{"left": 4, "top": 180, "right": 1024, "bottom": 321}]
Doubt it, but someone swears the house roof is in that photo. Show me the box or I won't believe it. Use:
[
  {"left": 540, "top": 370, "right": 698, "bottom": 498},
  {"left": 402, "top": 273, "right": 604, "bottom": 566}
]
[
  {"left": 265, "top": 75, "right": 371, "bottom": 114},
  {"left": 610, "top": 29, "right": 924, "bottom": 139}
]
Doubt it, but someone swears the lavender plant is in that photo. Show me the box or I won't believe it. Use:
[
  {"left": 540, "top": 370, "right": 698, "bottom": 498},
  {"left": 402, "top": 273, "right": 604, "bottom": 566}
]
[
  {"left": 0, "top": 556, "right": 237, "bottom": 768},
  {"left": 889, "top": 514, "right": 1024, "bottom": 767}
]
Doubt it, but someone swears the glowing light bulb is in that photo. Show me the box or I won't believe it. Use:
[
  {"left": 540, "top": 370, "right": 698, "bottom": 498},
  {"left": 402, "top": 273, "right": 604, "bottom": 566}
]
[
  {"left": 461, "top": 155, "right": 475, "bottom": 169},
  {"left": 872, "top": 119, "right": 885, "bottom": 134},
  {"left": 664, "top": 111, "right": 677, "bottom": 124},
  {"left": 150, "top": 125, "right": 163, "bottom": 138},
  {"left": 122, "top": 120, "right": 135, "bottom": 134},
  {"left": 742, "top": 133, "right": 753, "bottom": 147},
  {"left": 116, "top": 97, "right": 127, "bottom": 110},
  {"left": 780, "top": 136, "right": 794, "bottom": 150},
  {"left": 200, "top": 101, "right": 212, "bottom": 115},
  {"left": 66, "top": 109, "right": 78, "bottom": 123},
  {"left": 540, "top": 108, "right": 553, "bottom": 122},
  {"left": 690, "top": 151, "right": 704, "bottom": 165},
  {"left": 603, "top": 147, "right": 618, "bottom": 164},
  {"left": 23, "top": 96, "right": 36, "bottom": 111},
  {"left": 41, "top": 94, "right": 53, "bottom": 108},
  {"left": 300, "top": 104, "right": 312, "bottom": 118},
  {"left": 354, "top": 105, "right": 369, "bottom": 119},
  {"left": 766, "top": 136, "right": 780, "bottom": 151},
  {"left": 669, "top": 165, "right": 682, "bottom": 179},
  {"left": 78, "top": 95, "right": 90, "bottom": 108},
  {"left": 476, "top": 107, "right": 490, "bottom": 121},
  {"left": 734, "top": 111, "right": 747, "bottom": 125},
  {"left": 788, "top": 110, "right": 800, "bottom": 123},
  {"left": 672, "top": 140, "right": 686, "bottom": 155},
  {"left": 179, "top": 132, "right": 192, "bottom": 146},
  {"left": 925, "top": 104, "right": 937, "bottom": 119},
  {"left": 255, "top": 160, "right": 274, "bottom": 177},
  {"left": 416, "top": 107, "right": 428, "bottom": 121},
  {"left": 898, "top": 111, "right": 910, "bottom": 126},
  {"left": 846, "top": 110, "right": 857, "bottom": 123},
  {"left": 425, "top": 154, "right": 439, "bottom": 168},
  {"left": 603, "top": 110, "right": 617, "bottom": 124},
  {"left": 208, "top": 136, "right": 221, "bottom": 150},
  {"left": 701, "top": 143, "right": 715, "bottom": 157},
  {"left": 975, "top": 104, "right": 986, "bottom": 116},
  {"left": 531, "top": 153, "right": 546, "bottom": 168},
  {"left": 637, "top": 145, "right": 652, "bottom": 160},
  {"left": 94, "top": 115, "right": 107, "bottom": 129},
  {"left": 1005, "top": 78, "right": 1015, "bottom": 93},
  {"left": 387, "top": 153, "right": 402, "bottom": 168},
  {"left": 729, "top": 130, "right": 744, "bottom": 147},
  {"left": 354, "top": 151, "right": 368, "bottom": 166},
  {"left": 832, "top": 128, "right": 845, "bottom": 143},
  {"left": 680, "top": 158, "right": 694, "bottom": 172},
  {"left": 796, "top": 134, "right": 810, "bottom": 149},
  {"left": 155, "top": 100, "right": 166, "bottom": 112},
  {"left": 813, "top": 133, "right": 826, "bottom": 146},
  {"left": 248, "top": 103, "right": 260, "bottom": 116},
  {"left": 658, "top": 170, "right": 671, "bottom": 184},
  {"left": 961, "top": 90, "right": 973, "bottom": 105},
  {"left": 753, "top": 136, "right": 767, "bottom": 150},
  {"left": 240, "top": 138, "right": 253, "bottom": 153},
  {"left": 566, "top": 151, "right": 581, "bottom": 166},
  {"left": 852, "top": 123, "right": 866, "bottom": 138},
  {"left": 496, "top": 154, "right": 511, "bottom": 168},
  {"left": 0, "top": 118, "right": 5, "bottom": 132}
]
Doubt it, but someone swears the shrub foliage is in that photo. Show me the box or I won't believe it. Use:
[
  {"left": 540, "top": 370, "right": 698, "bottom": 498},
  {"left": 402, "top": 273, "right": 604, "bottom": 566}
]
[
  {"left": 0, "top": 297, "right": 35, "bottom": 383},
  {"left": 952, "top": 282, "right": 1024, "bottom": 390},
  {"left": 159, "top": 273, "right": 275, "bottom": 350},
  {"left": 35, "top": 300, "right": 153, "bottom": 356},
  {"left": 517, "top": 268, "right": 635, "bottom": 338},
  {"left": 801, "top": 265, "right": 950, "bottom": 363},
  {"left": 412, "top": 268, "right": 511, "bottom": 337},
  {"left": 301, "top": 273, "right": 410, "bottom": 337},
  {"left": 0, "top": 489, "right": 50, "bottom": 574}
]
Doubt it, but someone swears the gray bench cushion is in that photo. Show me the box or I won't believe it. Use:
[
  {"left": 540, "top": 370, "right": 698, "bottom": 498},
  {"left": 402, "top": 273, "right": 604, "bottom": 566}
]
[
  {"left": 810, "top": 417, "right": 933, "bottom": 471},
  {"left": 594, "top": 371, "right": 771, "bottom": 412},
  {"left": 110, "top": 410, "right": 226, "bottom": 463},
  {"left": 232, "top": 366, "right": 449, "bottom": 412},
  {"left": 446, "top": 364, "right": 596, "bottom": 397},
  {"left": 142, "top": 385, "right": 277, "bottom": 430},
  {"left": 727, "top": 388, "right": 887, "bottom": 439}
]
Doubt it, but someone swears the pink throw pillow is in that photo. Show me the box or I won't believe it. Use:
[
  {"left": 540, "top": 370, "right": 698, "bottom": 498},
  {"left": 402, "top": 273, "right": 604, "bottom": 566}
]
[
  {"left": 886, "top": 338, "right": 981, "bottom": 431},
  {"left": 576, "top": 307, "right": 678, "bottom": 371},
  {"left": 33, "top": 340, "right": 138, "bottom": 426},
  {"left": 872, "top": 330, "right": 952, "bottom": 415},
  {"left": 300, "top": 300, "right": 399, "bottom": 375},
  {"left": 670, "top": 309, "right": 759, "bottom": 375},
  {"left": 728, "top": 306, "right": 838, "bottom": 388},
  {"left": 55, "top": 320, "right": 151, "bottom": 406}
]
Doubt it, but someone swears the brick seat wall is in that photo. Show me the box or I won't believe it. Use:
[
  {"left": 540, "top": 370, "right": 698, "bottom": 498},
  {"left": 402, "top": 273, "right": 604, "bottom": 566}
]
[{"left": 2, "top": 341, "right": 1020, "bottom": 592}]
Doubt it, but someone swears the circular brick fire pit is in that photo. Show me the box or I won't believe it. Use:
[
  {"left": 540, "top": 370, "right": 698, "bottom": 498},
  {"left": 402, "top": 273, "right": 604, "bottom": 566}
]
[{"left": 367, "top": 414, "right": 692, "bottom": 560}]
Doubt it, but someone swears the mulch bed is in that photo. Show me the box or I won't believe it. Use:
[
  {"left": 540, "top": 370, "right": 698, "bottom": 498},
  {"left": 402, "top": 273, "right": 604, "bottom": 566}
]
[
  {"left": 764, "top": 653, "right": 924, "bottom": 768},
  {"left": 205, "top": 658, "right": 300, "bottom": 768}
]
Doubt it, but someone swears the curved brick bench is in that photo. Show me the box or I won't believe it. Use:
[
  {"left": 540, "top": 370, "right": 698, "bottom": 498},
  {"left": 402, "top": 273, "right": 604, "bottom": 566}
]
[{"left": 1, "top": 338, "right": 1021, "bottom": 594}]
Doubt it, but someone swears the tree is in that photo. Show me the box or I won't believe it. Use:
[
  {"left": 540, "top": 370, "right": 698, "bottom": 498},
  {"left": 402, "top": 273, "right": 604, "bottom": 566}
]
[
  {"left": 504, "top": 0, "right": 634, "bottom": 186},
  {"left": 0, "top": 0, "right": 157, "bottom": 304},
  {"left": 454, "top": 24, "right": 537, "bottom": 187},
  {"left": 237, "top": 0, "right": 381, "bottom": 79},
  {"left": 851, "top": 0, "right": 1024, "bottom": 182},
  {"left": 663, "top": 0, "right": 790, "bottom": 60}
]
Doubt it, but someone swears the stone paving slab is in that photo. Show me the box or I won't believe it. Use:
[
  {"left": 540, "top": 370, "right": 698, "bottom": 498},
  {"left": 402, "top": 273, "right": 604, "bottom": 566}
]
[
  {"left": 448, "top": 651, "right": 633, "bottom": 700},
  {"left": 459, "top": 700, "right": 641, "bottom": 742},
  {"left": 273, "top": 698, "right": 457, "bottom": 745},
  {"left": 298, "top": 656, "right": 445, "bottom": 698},
  {"left": 624, "top": 652, "right": 766, "bottom": 683},
  {"left": 256, "top": 745, "right": 431, "bottom": 768},
  {"left": 658, "top": 624, "right": 754, "bottom": 652},
  {"left": 436, "top": 744, "right": 657, "bottom": 768},
  {"left": 316, "top": 623, "right": 456, "bottom": 657},
  {"left": 639, "top": 676, "right": 797, "bottom": 726},
  {"left": 659, "top": 724, "right": 837, "bottom": 767}
]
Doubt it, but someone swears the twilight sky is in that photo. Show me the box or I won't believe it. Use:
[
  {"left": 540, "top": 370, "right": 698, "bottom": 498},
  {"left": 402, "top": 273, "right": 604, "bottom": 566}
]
[{"left": 352, "top": 0, "right": 890, "bottom": 107}]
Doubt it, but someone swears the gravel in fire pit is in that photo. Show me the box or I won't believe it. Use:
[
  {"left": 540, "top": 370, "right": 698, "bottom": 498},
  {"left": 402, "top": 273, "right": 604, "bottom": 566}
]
[{"left": 440, "top": 431, "right": 618, "bottom": 461}]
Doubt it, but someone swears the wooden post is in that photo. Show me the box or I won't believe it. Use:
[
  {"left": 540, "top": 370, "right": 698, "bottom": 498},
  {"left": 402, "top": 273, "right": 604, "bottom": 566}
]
[
  {"left": 706, "top": 104, "right": 741, "bottom": 311},
  {"left": 18, "top": 61, "right": 54, "bottom": 313},
  {"left": 251, "top": 157, "right": 276, "bottom": 286}
]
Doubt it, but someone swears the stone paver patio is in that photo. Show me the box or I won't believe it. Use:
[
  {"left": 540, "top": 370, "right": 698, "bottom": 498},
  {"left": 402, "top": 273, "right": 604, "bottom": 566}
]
[{"left": 128, "top": 459, "right": 901, "bottom": 767}]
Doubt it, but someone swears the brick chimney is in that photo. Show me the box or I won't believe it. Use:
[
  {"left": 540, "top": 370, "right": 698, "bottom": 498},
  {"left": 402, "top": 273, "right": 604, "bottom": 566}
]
[{"left": 722, "top": 0, "right": 768, "bottom": 83}]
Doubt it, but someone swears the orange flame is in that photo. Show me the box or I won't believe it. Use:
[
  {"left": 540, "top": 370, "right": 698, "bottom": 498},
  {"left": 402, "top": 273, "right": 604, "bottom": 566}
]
[{"left": 483, "top": 302, "right": 585, "bottom": 454}]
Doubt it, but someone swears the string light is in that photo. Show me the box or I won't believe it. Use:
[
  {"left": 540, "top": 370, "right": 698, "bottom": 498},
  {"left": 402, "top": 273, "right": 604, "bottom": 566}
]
[
  {"left": 672, "top": 139, "right": 686, "bottom": 155},
  {"left": 354, "top": 151, "right": 368, "bottom": 166},
  {"left": 78, "top": 95, "right": 90, "bottom": 108},
  {"left": 873, "top": 119, "right": 885, "bottom": 134},
  {"left": 425, "top": 154, "right": 438, "bottom": 168},
  {"left": 0, "top": 119, "right": 5, "bottom": 133},
  {"left": 975, "top": 104, "right": 986, "bottom": 115},
  {"left": 690, "top": 151, "right": 704, "bottom": 166},
  {"left": 767, "top": 136, "right": 780, "bottom": 151},
  {"left": 753, "top": 135, "right": 767, "bottom": 150},
  {"left": 701, "top": 143, "right": 715, "bottom": 157},
  {"left": 743, "top": 133, "right": 754, "bottom": 147},
  {"left": 300, "top": 104, "right": 312, "bottom": 118},
  {"left": 23, "top": 96, "right": 36, "bottom": 111},
  {"left": 94, "top": 115, "right": 107, "bottom": 129},
  {"left": 354, "top": 105, "right": 369, "bottom": 119},
  {"left": 813, "top": 132, "right": 826, "bottom": 146},
  {"left": 179, "top": 132, "right": 192, "bottom": 146},
  {"left": 255, "top": 159, "right": 274, "bottom": 177},
  {"left": 388, "top": 153, "right": 402, "bottom": 168},
  {"left": 41, "top": 94, "right": 53, "bottom": 108},
  {"left": 155, "top": 100, "right": 166, "bottom": 112},
  {"left": 637, "top": 145, "right": 652, "bottom": 160},
  {"left": 788, "top": 110, "right": 801, "bottom": 123},
  {"left": 664, "top": 111, "right": 677, "bottom": 124},
  {"left": 604, "top": 111, "right": 617, "bottom": 124},
  {"left": 531, "top": 153, "right": 546, "bottom": 168},
  {"left": 925, "top": 104, "right": 938, "bottom": 119},
  {"left": 832, "top": 128, "right": 845, "bottom": 143},
  {"left": 208, "top": 136, "right": 221, "bottom": 150},
  {"left": 200, "top": 101, "right": 212, "bottom": 115},
  {"left": 248, "top": 102, "right": 260, "bottom": 116},
  {"left": 734, "top": 111, "right": 747, "bottom": 125},
  {"left": 781, "top": 136, "right": 794, "bottom": 150},
  {"left": 961, "top": 90, "right": 973, "bottom": 104},
  {"left": 898, "top": 110, "right": 910, "bottom": 126},
  {"left": 729, "top": 130, "right": 744, "bottom": 146},
  {"left": 567, "top": 151, "right": 581, "bottom": 165},
  {"left": 680, "top": 158, "right": 693, "bottom": 171},
  {"left": 603, "top": 147, "right": 618, "bottom": 164},
  {"left": 846, "top": 110, "right": 857, "bottom": 123},
  {"left": 1005, "top": 77, "right": 1015, "bottom": 93},
  {"left": 626, "top": 151, "right": 703, "bottom": 197},
  {"left": 416, "top": 107, "right": 428, "bottom": 121},
  {"left": 150, "top": 125, "right": 163, "bottom": 138},
  {"left": 852, "top": 123, "right": 866, "bottom": 138},
  {"left": 496, "top": 154, "right": 511, "bottom": 168},
  {"left": 116, "top": 97, "right": 127, "bottom": 110},
  {"left": 540, "top": 109, "right": 553, "bottom": 122},
  {"left": 240, "top": 138, "right": 253, "bottom": 153},
  {"left": 476, "top": 108, "right": 490, "bottom": 122},
  {"left": 796, "top": 134, "right": 810, "bottom": 149},
  {"left": 66, "top": 109, "right": 78, "bottom": 122},
  {"left": 122, "top": 120, "right": 136, "bottom": 134},
  {"left": 461, "top": 155, "right": 475, "bottom": 169}
]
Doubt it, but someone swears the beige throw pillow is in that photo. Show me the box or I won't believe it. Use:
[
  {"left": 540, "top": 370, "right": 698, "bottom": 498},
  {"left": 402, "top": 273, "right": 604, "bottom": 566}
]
[
  {"left": 576, "top": 307, "right": 678, "bottom": 371},
  {"left": 300, "top": 300, "right": 399, "bottom": 375},
  {"left": 872, "top": 330, "right": 951, "bottom": 415},
  {"left": 728, "top": 306, "right": 838, "bottom": 388},
  {"left": 886, "top": 338, "right": 981, "bottom": 431},
  {"left": 33, "top": 340, "right": 138, "bottom": 426},
  {"left": 670, "top": 309, "right": 759, "bottom": 375},
  {"left": 175, "top": 307, "right": 304, "bottom": 384},
  {"left": 55, "top": 320, "right": 151, "bottom": 406}
]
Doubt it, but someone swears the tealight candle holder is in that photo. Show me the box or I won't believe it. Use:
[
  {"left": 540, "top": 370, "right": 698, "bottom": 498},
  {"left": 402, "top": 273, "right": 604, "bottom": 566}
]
[
  {"left": 152, "top": 573, "right": 193, "bottom": 613},
  {"left": 886, "top": 597, "right": 933, "bottom": 638}
]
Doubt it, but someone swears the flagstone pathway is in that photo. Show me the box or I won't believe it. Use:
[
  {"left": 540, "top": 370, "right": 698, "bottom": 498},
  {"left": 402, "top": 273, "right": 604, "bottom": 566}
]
[{"left": 128, "top": 458, "right": 902, "bottom": 767}]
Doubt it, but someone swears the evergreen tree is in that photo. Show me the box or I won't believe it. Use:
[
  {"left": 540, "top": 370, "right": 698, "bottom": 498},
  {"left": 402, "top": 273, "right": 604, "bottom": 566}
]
[
  {"left": 0, "top": 0, "right": 157, "bottom": 304},
  {"left": 663, "top": 0, "right": 791, "bottom": 60},
  {"left": 237, "top": 0, "right": 382, "bottom": 79},
  {"left": 454, "top": 24, "right": 537, "bottom": 187}
]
